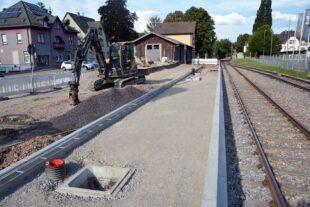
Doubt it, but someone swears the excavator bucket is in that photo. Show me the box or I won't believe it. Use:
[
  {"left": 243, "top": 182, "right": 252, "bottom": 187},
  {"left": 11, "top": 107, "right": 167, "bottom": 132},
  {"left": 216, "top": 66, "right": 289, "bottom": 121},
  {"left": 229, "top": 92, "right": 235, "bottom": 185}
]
[{"left": 69, "top": 82, "right": 80, "bottom": 105}]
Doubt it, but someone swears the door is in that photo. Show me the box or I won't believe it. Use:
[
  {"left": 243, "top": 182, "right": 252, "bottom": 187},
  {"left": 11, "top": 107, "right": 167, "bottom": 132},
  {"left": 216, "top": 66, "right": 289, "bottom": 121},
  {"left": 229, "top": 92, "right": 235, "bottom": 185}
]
[
  {"left": 12, "top": 51, "right": 20, "bottom": 65},
  {"left": 146, "top": 44, "right": 161, "bottom": 62}
]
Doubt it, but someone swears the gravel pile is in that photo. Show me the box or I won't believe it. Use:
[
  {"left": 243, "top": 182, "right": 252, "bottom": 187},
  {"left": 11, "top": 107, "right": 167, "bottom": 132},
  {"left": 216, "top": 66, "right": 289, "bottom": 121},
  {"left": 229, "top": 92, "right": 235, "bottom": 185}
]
[
  {"left": 51, "top": 85, "right": 153, "bottom": 131},
  {"left": 239, "top": 69, "right": 310, "bottom": 131},
  {"left": 0, "top": 134, "right": 62, "bottom": 170},
  {"left": 223, "top": 69, "right": 272, "bottom": 206}
]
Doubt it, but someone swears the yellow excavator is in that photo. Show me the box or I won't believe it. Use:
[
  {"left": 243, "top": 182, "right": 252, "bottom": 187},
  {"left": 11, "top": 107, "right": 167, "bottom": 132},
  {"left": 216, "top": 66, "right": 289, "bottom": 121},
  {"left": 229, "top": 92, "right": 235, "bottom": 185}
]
[{"left": 69, "top": 24, "right": 148, "bottom": 105}]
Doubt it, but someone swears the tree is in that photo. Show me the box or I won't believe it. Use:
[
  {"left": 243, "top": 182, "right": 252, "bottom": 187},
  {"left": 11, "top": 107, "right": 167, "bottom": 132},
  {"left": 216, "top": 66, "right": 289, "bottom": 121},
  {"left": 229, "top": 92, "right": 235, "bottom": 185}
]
[
  {"left": 248, "top": 25, "right": 281, "bottom": 56},
  {"left": 164, "top": 11, "right": 185, "bottom": 22},
  {"left": 253, "top": 0, "right": 272, "bottom": 33},
  {"left": 184, "top": 7, "right": 216, "bottom": 57},
  {"left": 213, "top": 39, "right": 232, "bottom": 59},
  {"left": 36, "top": 2, "right": 46, "bottom": 9},
  {"left": 235, "top": 34, "right": 250, "bottom": 53},
  {"left": 146, "top": 15, "right": 162, "bottom": 32},
  {"left": 98, "top": 0, "right": 138, "bottom": 42}
]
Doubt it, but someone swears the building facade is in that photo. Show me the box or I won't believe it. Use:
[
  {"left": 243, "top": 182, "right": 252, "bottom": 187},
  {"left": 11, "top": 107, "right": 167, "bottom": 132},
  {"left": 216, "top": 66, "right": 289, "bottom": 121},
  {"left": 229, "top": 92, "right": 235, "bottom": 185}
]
[
  {"left": 63, "top": 13, "right": 110, "bottom": 61},
  {"left": 154, "top": 22, "right": 196, "bottom": 56},
  {"left": 132, "top": 32, "right": 192, "bottom": 64},
  {"left": 0, "top": 1, "right": 78, "bottom": 71}
]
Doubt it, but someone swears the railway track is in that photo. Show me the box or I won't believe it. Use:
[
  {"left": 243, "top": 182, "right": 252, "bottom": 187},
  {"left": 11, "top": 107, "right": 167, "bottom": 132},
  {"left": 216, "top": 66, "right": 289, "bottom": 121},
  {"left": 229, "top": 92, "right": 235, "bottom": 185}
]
[
  {"left": 223, "top": 62, "right": 310, "bottom": 207},
  {"left": 232, "top": 64, "right": 310, "bottom": 92}
]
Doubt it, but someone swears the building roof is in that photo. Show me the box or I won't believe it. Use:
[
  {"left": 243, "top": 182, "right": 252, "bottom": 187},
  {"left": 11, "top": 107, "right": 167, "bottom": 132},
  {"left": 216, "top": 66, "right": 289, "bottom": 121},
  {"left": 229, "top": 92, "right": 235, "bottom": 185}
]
[
  {"left": 277, "top": 30, "right": 295, "bottom": 43},
  {"left": 154, "top": 22, "right": 196, "bottom": 35},
  {"left": 87, "top": 21, "right": 101, "bottom": 29},
  {"left": 64, "top": 12, "right": 95, "bottom": 33},
  {"left": 0, "top": 1, "right": 77, "bottom": 33},
  {"left": 132, "top": 32, "right": 191, "bottom": 47}
]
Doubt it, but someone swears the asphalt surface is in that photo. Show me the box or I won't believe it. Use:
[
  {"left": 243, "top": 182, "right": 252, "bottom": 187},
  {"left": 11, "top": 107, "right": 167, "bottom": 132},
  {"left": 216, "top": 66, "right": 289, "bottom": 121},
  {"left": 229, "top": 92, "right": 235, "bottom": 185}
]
[{"left": 1, "top": 68, "right": 218, "bottom": 207}]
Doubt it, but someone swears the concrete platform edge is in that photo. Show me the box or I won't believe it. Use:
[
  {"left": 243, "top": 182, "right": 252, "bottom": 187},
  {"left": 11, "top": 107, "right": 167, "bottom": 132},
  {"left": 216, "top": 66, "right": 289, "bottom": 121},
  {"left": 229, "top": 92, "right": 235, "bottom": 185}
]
[{"left": 201, "top": 64, "right": 228, "bottom": 207}]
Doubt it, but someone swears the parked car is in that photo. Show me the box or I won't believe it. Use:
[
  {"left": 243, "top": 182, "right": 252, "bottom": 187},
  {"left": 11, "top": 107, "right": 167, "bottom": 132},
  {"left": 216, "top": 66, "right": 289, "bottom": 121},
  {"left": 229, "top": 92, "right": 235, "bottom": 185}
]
[
  {"left": 82, "top": 61, "right": 99, "bottom": 70},
  {"left": 0, "top": 72, "right": 5, "bottom": 78},
  {"left": 61, "top": 61, "right": 74, "bottom": 71}
]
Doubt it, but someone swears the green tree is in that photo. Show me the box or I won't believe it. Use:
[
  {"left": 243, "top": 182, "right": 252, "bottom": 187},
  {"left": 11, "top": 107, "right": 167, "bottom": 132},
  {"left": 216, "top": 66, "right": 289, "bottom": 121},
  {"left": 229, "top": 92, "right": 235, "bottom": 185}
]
[
  {"left": 146, "top": 15, "right": 162, "bottom": 32},
  {"left": 213, "top": 39, "right": 232, "bottom": 59},
  {"left": 253, "top": 0, "right": 272, "bottom": 33},
  {"left": 164, "top": 11, "right": 185, "bottom": 22},
  {"left": 248, "top": 25, "right": 281, "bottom": 56},
  {"left": 184, "top": 7, "right": 216, "bottom": 57},
  {"left": 235, "top": 34, "right": 250, "bottom": 53},
  {"left": 98, "top": 0, "right": 138, "bottom": 42}
]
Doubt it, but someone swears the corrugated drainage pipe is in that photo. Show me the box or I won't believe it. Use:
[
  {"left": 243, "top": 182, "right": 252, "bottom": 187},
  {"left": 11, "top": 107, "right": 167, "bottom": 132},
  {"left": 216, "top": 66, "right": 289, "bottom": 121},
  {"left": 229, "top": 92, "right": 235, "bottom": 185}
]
[{"left": 45, "top": 159, "right": 66, "bottom": 182}]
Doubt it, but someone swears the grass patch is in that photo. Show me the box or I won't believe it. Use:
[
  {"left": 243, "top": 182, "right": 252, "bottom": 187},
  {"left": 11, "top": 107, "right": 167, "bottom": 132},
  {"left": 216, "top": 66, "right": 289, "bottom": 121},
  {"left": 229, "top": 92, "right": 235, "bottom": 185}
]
[{"left": 230, "top": 59, "right": 309, "bottom": 79}]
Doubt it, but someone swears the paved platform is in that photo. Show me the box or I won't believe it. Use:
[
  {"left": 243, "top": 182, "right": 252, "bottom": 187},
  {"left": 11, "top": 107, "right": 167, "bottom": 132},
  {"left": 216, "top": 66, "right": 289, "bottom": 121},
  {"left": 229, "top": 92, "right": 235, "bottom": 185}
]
[{"left": 1, "top": 69, "right": 219, "bottom": 207}]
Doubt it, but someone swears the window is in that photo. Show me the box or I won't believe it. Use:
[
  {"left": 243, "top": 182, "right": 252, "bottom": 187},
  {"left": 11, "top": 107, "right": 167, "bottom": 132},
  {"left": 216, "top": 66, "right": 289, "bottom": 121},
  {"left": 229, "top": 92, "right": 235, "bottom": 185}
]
[
  {"left": 37, "top": 33, "right": 45, "bottom": 43},
  {"left": 153, "top": 45, "right": 159, "bottom": 49},
  {"left": 147, "top": 45, "right": 152, "bottom": 50},
  {"left": 43, "top": 21, "right": 48, "bottom": 27},
  {"left": 55, "top": 53, "right": 63, "bottom": 62},
  {"left": 68, "top": 36, "right": 74, "bottom": 45},
  {"left": 24, "top": 51, "right": 30, "bottom": 64},
  {"left": 16, "top": 33, "right": 22, "bottom": 44},
  {"left": 1, "top": 34, "right": 7, "bottom": 45},
  {"left": 289, "top": 40, "right": 295, "bottom": 45},
  {"left": 54, "top": 22, "right": 60, "bottom": 29}
]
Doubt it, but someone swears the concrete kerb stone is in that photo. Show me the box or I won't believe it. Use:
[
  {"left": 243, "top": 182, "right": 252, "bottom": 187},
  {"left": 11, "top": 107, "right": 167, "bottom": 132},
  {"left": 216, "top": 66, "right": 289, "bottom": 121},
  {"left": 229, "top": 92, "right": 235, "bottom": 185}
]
[
  {"left": 0, "top": 66, "right": 200, "bottom": 199},
  {"left": 201, "top": 64, "right": 228, "bottom": 207}
]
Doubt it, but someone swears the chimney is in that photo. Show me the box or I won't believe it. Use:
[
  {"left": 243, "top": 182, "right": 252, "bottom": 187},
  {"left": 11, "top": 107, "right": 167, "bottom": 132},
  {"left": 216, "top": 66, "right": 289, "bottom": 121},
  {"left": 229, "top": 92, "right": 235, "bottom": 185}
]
[{"left": 77, "top": 12, "right": 80, "bottom": 16}]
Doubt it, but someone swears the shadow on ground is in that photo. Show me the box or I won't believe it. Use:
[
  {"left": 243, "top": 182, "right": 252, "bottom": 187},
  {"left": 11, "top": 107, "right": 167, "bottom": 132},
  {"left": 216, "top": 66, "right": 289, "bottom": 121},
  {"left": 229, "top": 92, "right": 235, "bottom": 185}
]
[{"left": 222, "top": 72, "right": 245, "bottom": 206}]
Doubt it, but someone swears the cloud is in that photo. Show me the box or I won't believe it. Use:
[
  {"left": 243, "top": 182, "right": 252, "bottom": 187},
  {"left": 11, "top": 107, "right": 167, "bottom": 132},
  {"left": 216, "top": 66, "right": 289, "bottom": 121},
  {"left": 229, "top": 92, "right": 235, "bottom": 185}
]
[
  {"left": 272, "top": 11, "right": 298, "bottom": 22},
  {"left": 273, "top": 0, "right": 310, "bottom": 8},
  {"left": 134, "top": 10, "right": 159, "bottom": 33},
  {"left": 212, "top": 13, "right": 249, "bottom": 25},
  {"left": 214, "top": 0, "right": 259, "bottom": 13}
]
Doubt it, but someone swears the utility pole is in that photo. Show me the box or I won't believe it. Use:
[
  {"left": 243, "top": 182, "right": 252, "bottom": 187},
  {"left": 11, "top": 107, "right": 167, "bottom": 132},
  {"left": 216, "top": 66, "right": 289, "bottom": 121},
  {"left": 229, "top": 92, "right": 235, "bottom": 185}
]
[
  {"left": 298, "top": 10, "right": 306, "bottom": 57},
  {"left": 263, "top": 29, "right": 267, "bottom": 57},
  {"left": 270, "top": 34, "right": 273, "bottom": 55},
  {"left": 286, "top": 17, "right": 291, "bottom": 57}
]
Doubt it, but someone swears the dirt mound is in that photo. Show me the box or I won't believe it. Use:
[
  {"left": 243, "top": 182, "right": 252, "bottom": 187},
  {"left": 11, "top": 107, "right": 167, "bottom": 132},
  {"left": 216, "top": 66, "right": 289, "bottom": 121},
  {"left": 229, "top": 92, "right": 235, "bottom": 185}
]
[
  {"left": 0, "top": 134, "right": 62, "bottom": 170},
  {"left": 51, "top": 85, "right": 154, "bottom": 131}
]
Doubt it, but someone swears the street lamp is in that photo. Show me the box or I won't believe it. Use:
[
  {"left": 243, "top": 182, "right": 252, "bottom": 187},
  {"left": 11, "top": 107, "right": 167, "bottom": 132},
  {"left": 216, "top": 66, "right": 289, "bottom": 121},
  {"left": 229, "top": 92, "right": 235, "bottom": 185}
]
[{"left": 263, "top": 29, "right": 267, "bottom": 57}]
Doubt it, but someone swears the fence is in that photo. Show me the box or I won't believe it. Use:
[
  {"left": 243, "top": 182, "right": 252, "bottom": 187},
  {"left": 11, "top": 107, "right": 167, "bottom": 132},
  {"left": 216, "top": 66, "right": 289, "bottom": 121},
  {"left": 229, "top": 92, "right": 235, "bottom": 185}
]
[
  {"left": 0, "top": 71, "right": 86, "bottom": 98},
  {"left": 251, "top": 55, "right": 310, "bottom": 73},
  {"left": 0, "top": 64, "right": 21, "bottom": 73},
  {"left": 192, "top": 58, "right": 218, "bottom": 65}
]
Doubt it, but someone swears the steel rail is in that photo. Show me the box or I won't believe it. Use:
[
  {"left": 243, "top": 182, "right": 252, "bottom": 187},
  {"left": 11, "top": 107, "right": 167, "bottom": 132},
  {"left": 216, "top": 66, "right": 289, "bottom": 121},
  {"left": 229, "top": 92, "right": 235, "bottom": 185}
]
[
  {"left": 231, "top": 64, "right": 310, "bottom": 92},
  {"left": 222, "top": 62, "right": 287, "bottom": 207},
  {"left": 0, "top": 67, "right": 200, "bottom": 198},
  {"left": 229, "top": 64, "right": 310, "bottom": 139}
]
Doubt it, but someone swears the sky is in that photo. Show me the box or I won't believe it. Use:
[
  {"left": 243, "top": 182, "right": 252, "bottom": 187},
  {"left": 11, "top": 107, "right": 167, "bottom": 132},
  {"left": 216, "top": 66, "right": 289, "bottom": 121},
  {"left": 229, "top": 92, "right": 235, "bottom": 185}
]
[{"left": 1, "top": 0, "right": 310, "bottom": 41}]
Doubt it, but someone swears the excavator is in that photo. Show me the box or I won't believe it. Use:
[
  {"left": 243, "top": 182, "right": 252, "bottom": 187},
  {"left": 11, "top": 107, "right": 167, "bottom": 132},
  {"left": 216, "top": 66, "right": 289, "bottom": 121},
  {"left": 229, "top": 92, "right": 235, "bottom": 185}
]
[{"left": 68, "top": 23, "right": 148, "bottom": 105}]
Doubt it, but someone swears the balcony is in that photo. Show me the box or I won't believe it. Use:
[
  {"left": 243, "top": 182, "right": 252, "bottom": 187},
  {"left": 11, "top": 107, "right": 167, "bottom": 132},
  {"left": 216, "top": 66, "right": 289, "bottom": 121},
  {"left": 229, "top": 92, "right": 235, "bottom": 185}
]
[{"left": 53, "top": 43, "right": 64, "bottom": 49}]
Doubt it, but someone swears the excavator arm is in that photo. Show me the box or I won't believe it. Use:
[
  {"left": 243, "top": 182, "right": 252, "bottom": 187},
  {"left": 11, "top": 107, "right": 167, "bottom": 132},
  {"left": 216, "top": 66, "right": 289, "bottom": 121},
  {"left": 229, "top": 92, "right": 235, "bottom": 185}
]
[{"left": 69, "top": 28, "right": 108, "bottom": 105}]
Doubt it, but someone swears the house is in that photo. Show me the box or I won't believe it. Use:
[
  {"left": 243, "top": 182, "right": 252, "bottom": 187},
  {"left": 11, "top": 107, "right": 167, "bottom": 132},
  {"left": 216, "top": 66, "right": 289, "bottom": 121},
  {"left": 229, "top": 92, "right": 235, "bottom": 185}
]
[
  {"left": 154, "top": 22, "right": 196, "bottom": 55},
  {"left": 63, "top": 13, "right": 110, "bottom": 61},
  {"left": 87, "top": 21, "right": 110, "bottom": 58},
  {"left": 0, "top": 1, "right": 78, "bottom": 71},
  {"left": 132, "top": 32, "right": 192, "bottom": 64},
  {"left": 280, "top": 36, "right": 309, "bottom": 54},
  {"left": 62, "top": 12, "right": 94, "bottom": 42}
]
